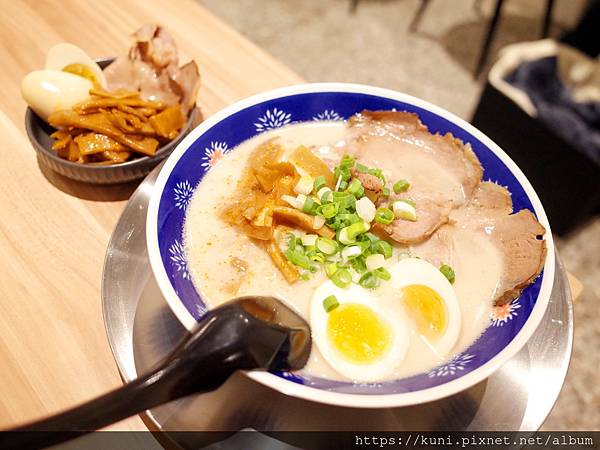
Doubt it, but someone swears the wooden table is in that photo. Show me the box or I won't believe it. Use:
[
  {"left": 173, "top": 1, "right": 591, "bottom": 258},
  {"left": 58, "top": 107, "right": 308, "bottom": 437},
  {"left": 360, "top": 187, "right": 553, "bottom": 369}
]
[
  {"left": 0, "top": 0, "right": 301, "bottom": 431},
  {"left": 0, "top": 0, "right": 581, "bottom": 435}
]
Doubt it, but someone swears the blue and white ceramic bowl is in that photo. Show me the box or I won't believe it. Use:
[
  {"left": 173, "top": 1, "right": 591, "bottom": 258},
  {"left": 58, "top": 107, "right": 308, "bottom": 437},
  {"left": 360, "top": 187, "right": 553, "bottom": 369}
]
[{"left": 146, "top": 84, "right": 554, "bottom": 408}]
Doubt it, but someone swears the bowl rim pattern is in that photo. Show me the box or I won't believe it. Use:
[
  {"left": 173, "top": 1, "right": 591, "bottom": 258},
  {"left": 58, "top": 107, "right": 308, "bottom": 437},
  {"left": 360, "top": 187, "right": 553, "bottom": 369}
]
[{"left": 146, "top": 83, "right": 555, "bottom": 408}]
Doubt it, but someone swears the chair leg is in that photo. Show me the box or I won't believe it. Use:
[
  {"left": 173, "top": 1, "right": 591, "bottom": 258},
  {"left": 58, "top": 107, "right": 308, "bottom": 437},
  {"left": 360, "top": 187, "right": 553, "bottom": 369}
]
[
  {"left": 350, "top": 0, "right": 359, "bottom": 13},
  {"left": 474, "top": 0, "right": 505, "bottom": 78},
  {"left": 409, "top": 0, "right": 431, "bottom": 32},
  {"left": 541, "top": 0, "right": 555, "bottom": 37}
]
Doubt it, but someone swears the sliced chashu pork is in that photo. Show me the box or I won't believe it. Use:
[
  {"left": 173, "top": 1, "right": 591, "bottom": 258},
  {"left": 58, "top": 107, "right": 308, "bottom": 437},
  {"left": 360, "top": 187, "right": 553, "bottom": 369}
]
[
  {"left": 411, "top": 182, "right": 546, "bottom": 305},
  {"left": 344, "top": 111, "right": 483, "bottom": 244}
]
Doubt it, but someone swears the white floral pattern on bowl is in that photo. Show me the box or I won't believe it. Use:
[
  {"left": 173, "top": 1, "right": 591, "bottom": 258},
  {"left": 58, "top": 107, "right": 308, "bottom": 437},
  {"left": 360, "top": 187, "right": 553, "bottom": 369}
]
[{"left": 254, "top": 108, "right": 292, "bottom": 132}]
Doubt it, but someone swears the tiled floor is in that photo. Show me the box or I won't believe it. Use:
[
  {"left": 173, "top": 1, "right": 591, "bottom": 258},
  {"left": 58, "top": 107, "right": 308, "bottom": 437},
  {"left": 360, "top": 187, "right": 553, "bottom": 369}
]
[{"left": 201, "top": 0, "right": 599, "bottom": 430}]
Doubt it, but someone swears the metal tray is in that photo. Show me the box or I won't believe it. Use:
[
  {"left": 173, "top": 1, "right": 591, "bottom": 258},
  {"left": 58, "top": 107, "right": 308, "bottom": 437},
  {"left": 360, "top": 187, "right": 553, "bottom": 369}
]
[{"left": 102, "top": 166, "right": 574, "bottom": 449}]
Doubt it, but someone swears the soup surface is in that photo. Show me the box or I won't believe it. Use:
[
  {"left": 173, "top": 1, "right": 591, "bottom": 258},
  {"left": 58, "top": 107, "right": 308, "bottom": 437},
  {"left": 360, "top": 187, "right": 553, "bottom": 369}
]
[{"left": 184, "top": 114, "right": 546, "bottom": 382}]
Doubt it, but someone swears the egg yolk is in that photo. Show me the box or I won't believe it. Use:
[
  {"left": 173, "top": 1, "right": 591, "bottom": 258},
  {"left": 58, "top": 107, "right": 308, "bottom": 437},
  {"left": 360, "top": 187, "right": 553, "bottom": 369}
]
[
  {"left": 402, "top": 284, "right": 447, "bottom": 340},
  {"left": 62, "top": 64, "right": 99, "bottom": 86},
  {"left": 327, "top": 303, "right": 392, "bottom": 364}
]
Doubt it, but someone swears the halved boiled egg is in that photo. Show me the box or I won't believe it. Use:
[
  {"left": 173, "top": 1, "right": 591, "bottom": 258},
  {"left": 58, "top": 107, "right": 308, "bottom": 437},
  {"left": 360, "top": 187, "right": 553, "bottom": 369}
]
[
  {"left": 45, "top": 43, "right": 106, "bottom": 88},
  {"left": 388, "top": 258, "right": 461, "bottom": 358},
  {"left": 21, "top": 70, "right": 93, "bottom": 121},
  {"left": 310, "top": 282, "right": 409, "bottom": 382}
]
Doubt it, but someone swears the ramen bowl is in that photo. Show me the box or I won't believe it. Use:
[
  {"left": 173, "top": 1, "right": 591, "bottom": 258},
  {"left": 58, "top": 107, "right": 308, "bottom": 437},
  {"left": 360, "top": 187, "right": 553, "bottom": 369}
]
[{"left": 146, "top": 83, "right": 554, "bottom": 408}]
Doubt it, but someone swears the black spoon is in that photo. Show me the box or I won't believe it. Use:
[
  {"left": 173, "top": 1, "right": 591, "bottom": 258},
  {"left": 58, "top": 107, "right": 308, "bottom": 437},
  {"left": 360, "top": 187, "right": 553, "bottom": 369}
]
[{"left": 2, "top": 296, "right": 311, "bottom": 450}]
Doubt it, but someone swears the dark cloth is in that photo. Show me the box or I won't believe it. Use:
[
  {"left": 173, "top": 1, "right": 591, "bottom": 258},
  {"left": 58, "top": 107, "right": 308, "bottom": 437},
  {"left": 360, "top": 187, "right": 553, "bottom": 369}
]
[
  {"left": 560, "top": 0, "right": 600, "bottom": 58},
  {"left": 505, "top": 56, "right": 600, "bottom": 167}
]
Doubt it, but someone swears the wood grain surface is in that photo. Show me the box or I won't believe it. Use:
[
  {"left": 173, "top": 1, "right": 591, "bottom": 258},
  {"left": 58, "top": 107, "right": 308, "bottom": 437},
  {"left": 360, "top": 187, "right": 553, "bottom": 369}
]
[{"left": 0, "top": 0, "right": 301, "bottom": 431}]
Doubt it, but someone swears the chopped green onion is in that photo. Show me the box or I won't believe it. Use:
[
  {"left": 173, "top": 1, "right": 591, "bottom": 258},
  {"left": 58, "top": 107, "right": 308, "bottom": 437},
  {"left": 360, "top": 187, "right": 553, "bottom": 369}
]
[
  {"left": 301, "top": 234, "right": 318, "bottom": 247},
  {"left": 323, "top": 295, "right": 339, "bottom": 312},
  {"left": 300, "top": 273, "right": 310, "bottom": 281},
  {"left": 334, "top": 174, "right": 343, "bottom": 191},
  {"left": 334, "top": 167, "right": 352, "bottom": 183},
  {"left": 330, "top": 268, "right": 352, "bottom": 288},
  {"left": 375, "top": 207, "right": 394, "bottom": 225},
  {"left": 374, "top": 267, "right": 391, "bottom": 280},
  {"left": 339, "top": 154, "right": 355, "bottom": 169},
  {"left": 355, "top": 163, "right": 369, "bottom": 173},
  {"left": 308, "top": 251, "right": 326, "bottom": 263},
  {"left": 402, "top": 198, "right": 416, "bottom": 207},
  {"left": 346, "top": 179, "right": 363, "bottom": 197},
  {"left": 312, "top": 215, "right": 326, "bottom": 230},
  {"left": 440, "top": 264, "right": 455, "bottom": 284},
  {"left": 317, "top": 187, "right": 333, "bottom": 203},
  {"left": 338, "top": 180, "right": 348, "bottom": 191},
  {"left": 295, "top": 175, "right": 314, "bottom": 195},
  {"left": 382, "top": 187, "right": 390, "bottom": 197},
  {"left": 313, "top": 175, "right": 327, "bottom": 193},
  {"left": 374, "top": 240, "right": 393, "bottom": 259},
  {"left": 302, "top": 196, "right": 318, "bottom": 215},
  {"left": 349, "top": 255, "right": 366, "bottom": 273},
  {"left": 338, "top": 227, "right": 353, "bottom": 245},
  {"left": 368, "top": 167, "right": 384, "bottom": 180},
  {"left": 365, "top": 253, "right": 385, "bottom": 271},
  {"left": 319, "top": 202, "right": 338, "bottom": 219},
  {"left": 284, "top": 248, "right": 311, "bottom": 270},
  {"left": 316, "top": 237, "right": 338, "bottom": 255},
  {"left": 359, "top": 232, "right": 379, "bottom": 243},
  {"left": 325, "top": 262, "right": 338, "bottom": 277},
  {"left": 342, "top": 245, "right": 363, "bottom": 261},
  {"left": 392, "top": 200, "right": 417, "bottom": 221},
  {"left": 285, "top": 233, "right": 297, "bottom": 251},
  {"left": 359, "top": 271, "right": 379, "bottom": 289},
  {"left": 393, "top": 179, "right": 410, "bottom": 194},
  {"left": 332, "top": 192, "right": 356, "bottom": 210},
  {"left": 340, "top": 221, "right": 370, "bottom": 244},
  {"left": 356, "top": 197, "right": 376, "bottom": 223}
]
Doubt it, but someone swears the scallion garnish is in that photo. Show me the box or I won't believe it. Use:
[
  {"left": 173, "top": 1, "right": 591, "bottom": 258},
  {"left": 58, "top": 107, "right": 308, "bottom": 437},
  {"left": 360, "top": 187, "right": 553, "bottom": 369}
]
[
  {"left": 365, "top": 253, "right": 385, "bottom": 271},
  {"left": 346, "top": 178, "right": 364, "bottom": 197},
  {"left": 323, "top": 295, "right": 339, "bottom": 313},
  {"left": 382, "top": 187, "right": 390, "bottom": 197},
  {"left": 325, "top": 262, "right": 338, "bottom": 277},
  {"left": 392, "top": 200, "right": 417, "bottom": 221},
  {"left": 313, "top": 175, "right": 327, "bottom": 193},
  {"left": 331, "top": 268, "right": 352, "bottom": 288},
  {"left": 341, "top": 245, "right": 362, "bottom": 261},
  {"left": 316, "top": 237, "right": 338, "bottom": 255},
  {"left": 375, "top": 207, "right": 394, "bottom": 225},
  {"left": 319, "top": 202, "right": 338, "bottom": 219},
  {"left": 359, "top": 271, "right": 379, "bottom": 289},
  {"left": 393, "top": 179, "right": 410, "bottom": 194},
  {"left": 302, "top": 196, "right": 318, "bottom": 215},
  {"left": 439, "top": 264, "right": 455, "bottom": 284},
  {"left": 355, "top": 163, "right": 369, "bottom": 173},
  {"left": 374, "top": 267, "right": 391, "bottom": 280},
  {"left": 374, "top": 240, "right": 393, "bottom": 259},
  {"left": 284, "top": 248, "right": 311, "bottom": 270}
]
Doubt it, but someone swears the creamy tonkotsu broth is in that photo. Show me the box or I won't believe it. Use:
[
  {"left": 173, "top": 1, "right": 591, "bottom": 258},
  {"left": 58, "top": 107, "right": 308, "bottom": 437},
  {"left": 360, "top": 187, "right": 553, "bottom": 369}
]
[{"left": 184, "top": 121, "right": 503, "bottom": 382}]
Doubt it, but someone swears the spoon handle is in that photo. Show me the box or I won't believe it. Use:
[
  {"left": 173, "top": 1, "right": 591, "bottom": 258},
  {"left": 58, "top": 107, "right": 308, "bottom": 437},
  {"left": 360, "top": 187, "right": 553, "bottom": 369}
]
[{"left": 2, "top": 312, "right": 270, "bottom": 450}]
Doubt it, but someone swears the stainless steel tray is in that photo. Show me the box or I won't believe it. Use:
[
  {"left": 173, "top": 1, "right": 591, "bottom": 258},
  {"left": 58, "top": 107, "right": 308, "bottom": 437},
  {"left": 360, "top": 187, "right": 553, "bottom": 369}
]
[{"left": 102, "top": 166, "right": 574, "bottom": 448}]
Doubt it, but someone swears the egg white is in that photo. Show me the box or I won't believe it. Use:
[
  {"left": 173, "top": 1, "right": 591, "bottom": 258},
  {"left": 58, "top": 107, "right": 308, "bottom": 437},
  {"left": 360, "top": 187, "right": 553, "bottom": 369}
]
[
  {"left": 21, "top": 70, "right": 93, "bottom": 121},
  {"left": 310, "top": 281, "right": 409, "bottom": 382},
  {"left": 46, "top": 43, "right": 106, "bottom": 88},
  {"left": 387, "top": 258, "right": 461, "bottom": 359}
]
